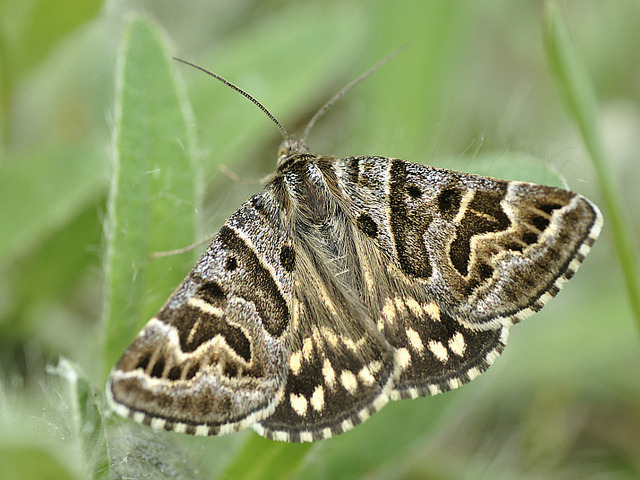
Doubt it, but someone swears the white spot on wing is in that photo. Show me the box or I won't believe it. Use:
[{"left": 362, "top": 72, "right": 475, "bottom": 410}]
[
  {"left": 372, "top": 394, "right": 388, "bottom": 412},
  {"left": 290, "top": 393, "right": 308, "bottom": 417},
  {"left": 310, "top": 385, "right": 325, "bottom": 412},
  {"left": 538, "top": 291, "right": 554, "bottom": 305},
  {"left": 393, "top": 297, "right": 407, "bottom": 315},
  {"left": 273, "top": 430, "right": 290, "bottom": 442},
  {"left": 340, "top": 370, "right": 358, "bottom": 394},
  {"left": 448, "top": 378, "right": 461, "bottom": 390},
  {"left": 358, "top": 365, "right": 376, "bottom": 386},
  {"left": 299, "top": 431, "right": 314, "bottom": 442},
  {"left": 218, "top": 423, "right": 235, "bottom": 435},
  {"left": 578, "top": 243, "right": 591, "bottom": 257},
  {"left": 405, "top": 297, "right": 423, "bottom": 317},
  {"left": 302, "top": 337, "right": 313, "bottom": 360},
  {"left": 322, "top": 359, "right": 336, "bottom": 388},
  {"left": 358, "top": 409, "right": 370, "bottom": 422},
  {"left": 150, "top": 418, "right": 166, "bottom": 430},
  {"left": 407, "top": 388, "right": 419, "bottom": 399},
  {"left": 406, "top": 328, "right": 424, "bottom": 352},
  {"left": 321, "top": 327, "right": 338, "bottom": 347},
  {"left": 382, "top": 298, "right": 396, "bottom": 324},
  {"left": 485, "top": 349, "right": 500, "bottom": 365},
  {"left": 428, "top": 340, "right": 449, "bottom": 362},
  {"left": 448, "top": 332, "right": 466, "bottom": 357},
  {"left": 396, "top": 348, "right": 411, "bottom": 371},
  {"left": 341, "top": 336, "right": 360, "bottom": 352},
  {"left": 423, "top": 302, "right": 440, "bottom": 320},
  {"left": 368, "top": 360, "right": 382, "bottom": 374},
  {"left": 341, "top": 418, "right": 354, "bottom": 432},
  {"left": 466, "top": 367, "right": 481, "bottom": 380},
  {"left": 111, "top": 402, "right": 131, "bottom": 420},
  {"left": 289, "top": 350, "right": 302, "bottom": 375},
  {"left": 568, "top": 258, "right": 581, "bottom": 272}
]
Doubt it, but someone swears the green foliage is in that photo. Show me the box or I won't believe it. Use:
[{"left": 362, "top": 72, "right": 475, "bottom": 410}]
[
  {"left": 103, "top": 16, "right": 199, "bottom": 374},
  {"left": 1, "top": 1, "right": 639, "bottom": 479},
  {"left": 543, "top": 1, "right": 640, "bottom": 329}
]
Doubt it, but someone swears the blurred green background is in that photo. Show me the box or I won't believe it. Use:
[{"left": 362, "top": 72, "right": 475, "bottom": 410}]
[{"left": 1, "top": 1, "right": 639, "bottom": 479}]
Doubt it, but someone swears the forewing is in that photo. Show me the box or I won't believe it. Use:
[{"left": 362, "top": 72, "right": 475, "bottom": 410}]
[
  {"left": 107, "top": 191, "right": 295, "bottom": 435},
  {"left": 339, "top": 156, "right": 602, "bottom": 329}
]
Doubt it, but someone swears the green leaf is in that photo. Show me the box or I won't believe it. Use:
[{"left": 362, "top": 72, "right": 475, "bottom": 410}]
[
  {"left": 103, "top": 16, "right": 199, "bottom": 375},
  {"left": 222, "top": 435, "right": 312, "bottom": 480},
  {"left": 0, "top": 0, "right": 102, "bottom": 81},
  {"left": 182, "top": 1, "right": 368, "bottom": 180},
  {"left": 440, "top": 151, "right": 565, "bottom": 189},
  {"left": 105, "top": 424, "right": 198, "bottom": 480},
  {"left": 0, "top": 144, "right": 104, "bottom": 264},
  {"left": 294, "top": 393, "right": 453, "bottom": 479},
  {"left": 48, "top": 359, "right": 109, "bottom": 480},
  {"left": 353, "top": 0, "right": 472, "bottom": 160},
  {"left": 0, "top": 444, "right": 81, "bottom": 480},
  {"left": 0, "top": 0, "right": 102, "bottom": 144}
]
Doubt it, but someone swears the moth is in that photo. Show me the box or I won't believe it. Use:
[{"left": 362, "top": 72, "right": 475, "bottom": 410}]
[{"left": 107, "top": 55, "right": 602, "bottom": 443}]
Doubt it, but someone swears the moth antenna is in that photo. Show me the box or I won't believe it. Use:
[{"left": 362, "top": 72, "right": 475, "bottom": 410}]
[
  {"left": 173, "top": 57, "right": 289, "bottom": 139},
  {"left": 300, "top": 44, "right": 410, "bottom": 143}
]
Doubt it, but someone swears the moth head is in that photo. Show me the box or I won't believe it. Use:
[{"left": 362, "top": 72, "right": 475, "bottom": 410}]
[{"left": 277, "top": 136, "right": 310, "bottom": 166}]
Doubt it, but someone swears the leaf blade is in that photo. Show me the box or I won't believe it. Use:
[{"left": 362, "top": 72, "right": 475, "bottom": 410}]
[{"left": 103, "top": 16, "right": 199, "bottom": 376}]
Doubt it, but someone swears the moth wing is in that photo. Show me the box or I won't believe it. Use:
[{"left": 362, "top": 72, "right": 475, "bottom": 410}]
[
  {"left": 107, "top": 192, "right": 295, "bottom": 435},
  {"left": 340, "top": 156, "right": 602, "bottom": 329},
  {"left": 373, "top": 285, "right": 511, "bottom": 399},
  {"left": 253, "top": 287, "right": 396, "bottom": 441},
  {"left": 249, "top": 214, "right": 396, "bottom": 442}
]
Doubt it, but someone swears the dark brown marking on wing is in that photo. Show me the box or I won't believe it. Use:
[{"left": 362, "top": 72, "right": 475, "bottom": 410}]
[
  {"left": 170, "top": 302, "right": 252, "bottom": 360},
  {"left": 357, "top": 213, "right": 378, "bottom": 238},
  {"left": 279, "top": 244, "right": 296, "bottom": 273},
  {"left": 450, "top": 188, "right": 510, "bottom": 277},
  {"left": 218, "top": 225, "right": 290, "bottom": 337},
  {"left": 389, "top": 160, "right": 433, "bottom": 279}
]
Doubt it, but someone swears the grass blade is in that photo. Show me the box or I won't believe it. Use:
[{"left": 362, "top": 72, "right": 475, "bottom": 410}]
[{"left": 543, "top": 1, "right": 640, "bottom": 331}]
